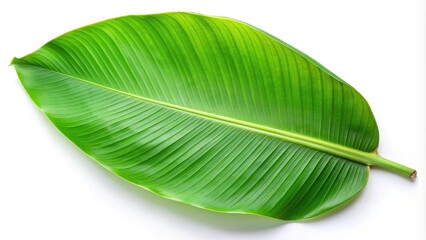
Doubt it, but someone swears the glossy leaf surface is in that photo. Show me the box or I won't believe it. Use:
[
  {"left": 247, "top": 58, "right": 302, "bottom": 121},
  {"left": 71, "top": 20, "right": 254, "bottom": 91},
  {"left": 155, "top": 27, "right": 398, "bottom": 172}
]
[{"left": 12, "top": 12, "right": 412, "bottom": 220}]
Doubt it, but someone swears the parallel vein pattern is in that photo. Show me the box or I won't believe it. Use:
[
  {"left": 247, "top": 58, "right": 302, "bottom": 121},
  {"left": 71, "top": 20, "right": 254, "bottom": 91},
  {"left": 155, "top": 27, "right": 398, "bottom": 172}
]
[
  {"left": 13, "top": 12, "right": 376, "bottom": 220},
  {"left": 15, "top": 13, "right": 379, "bottom": 152},
  {"left": 15, "top": 65, "right": 368, "bottom": 220}
]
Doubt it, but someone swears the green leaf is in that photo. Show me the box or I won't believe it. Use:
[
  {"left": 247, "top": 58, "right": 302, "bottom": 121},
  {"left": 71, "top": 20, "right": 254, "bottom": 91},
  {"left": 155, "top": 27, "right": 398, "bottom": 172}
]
[{"left": 11, "top": 12, "right": 415, "bottom": 220}]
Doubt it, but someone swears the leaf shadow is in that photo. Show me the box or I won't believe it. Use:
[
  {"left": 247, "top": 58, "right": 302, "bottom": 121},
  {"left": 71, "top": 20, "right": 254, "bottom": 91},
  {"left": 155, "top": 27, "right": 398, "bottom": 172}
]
[{"left": 101, "top": 167, "right": 284, "bottom": 232}]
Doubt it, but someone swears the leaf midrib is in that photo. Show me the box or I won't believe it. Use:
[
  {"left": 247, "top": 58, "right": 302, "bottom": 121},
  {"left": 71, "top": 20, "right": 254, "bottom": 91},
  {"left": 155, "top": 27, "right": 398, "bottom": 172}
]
[{"left": 14, "top": 61, "right": 380, "bottom": 167}]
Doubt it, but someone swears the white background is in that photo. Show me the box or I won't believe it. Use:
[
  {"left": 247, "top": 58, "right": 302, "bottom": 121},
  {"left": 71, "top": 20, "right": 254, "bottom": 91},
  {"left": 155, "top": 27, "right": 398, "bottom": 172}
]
[{"left": 0, "top": 0, "right": 425, "bottom": 239}]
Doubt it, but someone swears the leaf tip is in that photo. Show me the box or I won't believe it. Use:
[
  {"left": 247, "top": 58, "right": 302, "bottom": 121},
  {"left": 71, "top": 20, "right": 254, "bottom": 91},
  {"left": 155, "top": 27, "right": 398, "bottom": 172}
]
[{"left": 10, "top": 57, "right": 19, "bottom": 66}]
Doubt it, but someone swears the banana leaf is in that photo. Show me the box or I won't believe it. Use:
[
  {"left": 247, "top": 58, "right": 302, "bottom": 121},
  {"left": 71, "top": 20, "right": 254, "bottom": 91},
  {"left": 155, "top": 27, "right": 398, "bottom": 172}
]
[{"left": 11, "top": 12, "right": 416, "bottom": 220}]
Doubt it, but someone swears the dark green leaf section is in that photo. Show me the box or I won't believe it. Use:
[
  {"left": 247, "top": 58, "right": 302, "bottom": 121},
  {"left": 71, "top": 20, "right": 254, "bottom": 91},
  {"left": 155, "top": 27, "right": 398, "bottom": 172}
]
[
  {"left": 14, "top": 64, "right": 368, "bottom": 220},
  {"left": 15, "top": 12, "right": 379, "bottom": 152},
  {"left": 13, "top": 12, "right": 376, "bottom": 220}
]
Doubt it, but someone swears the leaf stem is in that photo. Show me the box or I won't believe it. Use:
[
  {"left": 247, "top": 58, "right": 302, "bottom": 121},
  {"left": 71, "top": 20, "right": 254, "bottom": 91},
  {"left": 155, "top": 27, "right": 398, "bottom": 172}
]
[{"left": 368, "top": 154, "right": 417, "bottom": 180}]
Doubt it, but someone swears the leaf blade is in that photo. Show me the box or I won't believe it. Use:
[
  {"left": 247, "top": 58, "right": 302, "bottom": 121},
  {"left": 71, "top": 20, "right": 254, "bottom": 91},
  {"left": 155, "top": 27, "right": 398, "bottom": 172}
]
[{"left": 13, "top": 12, "right": 407, "bottom": 220}]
